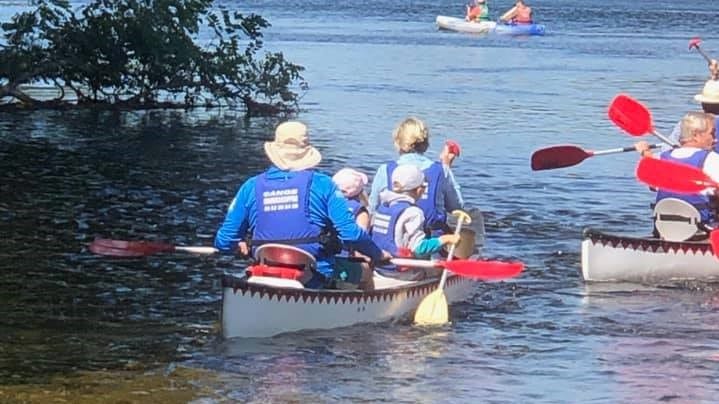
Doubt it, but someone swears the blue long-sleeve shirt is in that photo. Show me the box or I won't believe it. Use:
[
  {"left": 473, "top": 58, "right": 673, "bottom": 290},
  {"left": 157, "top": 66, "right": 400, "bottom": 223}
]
[
  {"left": 368, "top": 153, "right": 465, "bottom": 214},
  {"left": 215, "top": 166, "right": 383, "bottom": 276}
]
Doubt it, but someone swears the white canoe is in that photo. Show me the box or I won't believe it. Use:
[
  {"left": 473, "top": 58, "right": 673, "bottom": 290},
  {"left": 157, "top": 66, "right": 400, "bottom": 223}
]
[
  {"left": 436, "top": 15, "right": 496, "bottom": 34},
  {"left": 581, "top": 228, "right": 719, "bottom": 283},
  {"left": 221, "top": 272, "right": 476, "bottom": 338}
]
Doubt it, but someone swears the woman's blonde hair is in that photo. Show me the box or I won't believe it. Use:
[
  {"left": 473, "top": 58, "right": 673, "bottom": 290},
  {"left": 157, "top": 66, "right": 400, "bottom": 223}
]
[
  {"left": 679, "top": 111, "right": 714, "bottom": 143},
  {"left": 392, "top": 116, "right": 429, "bottom": 154}
]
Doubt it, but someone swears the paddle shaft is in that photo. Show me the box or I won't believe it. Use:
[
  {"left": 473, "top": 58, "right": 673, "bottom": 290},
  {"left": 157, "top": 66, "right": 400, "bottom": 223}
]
[
  {"left": 651, "top": 129, "right": 679, "bottom": 148},
  {"left": 390, "top": 258, "right": 439, "bottom": 268},
  {"left": 175, "top": 246, "right": 218, "bottom": 254},
  {"left": 591, "top": 143, "right": 661, "bottom": 156},
  {"left": 692, "top": 44, "right": 713, "bottom": 64},
  {"left": 437, "top": 218, "right": 465, "bottom": 290}
]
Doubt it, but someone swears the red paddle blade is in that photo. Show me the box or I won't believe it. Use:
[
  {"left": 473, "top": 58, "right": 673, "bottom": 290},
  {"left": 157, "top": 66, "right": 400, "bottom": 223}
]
[
  {"left": 636, "top": 157, "right": 717, "bottom": 194},
  {"left": 89, "top": 238, "right": 175, "bottom": 257},
  {"left": 442, "top": 259, "right": 524, "bottom": 281},
  {"left": 689, "top": 37, "right": 701, "bottom": 50},
  {"left": 608, "top": 94, "right": 653, "bottom": 136},
  {"left": 531, "top": 145, "right": 591, "bottom": 170},
  {"left": 710, "top": 230, "right": 719, "bottom": 259}
]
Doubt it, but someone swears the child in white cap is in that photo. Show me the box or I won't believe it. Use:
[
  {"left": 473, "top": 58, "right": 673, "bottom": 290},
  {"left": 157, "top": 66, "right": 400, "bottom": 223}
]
[{"left": 371, "top": 164, "right": 460, "bottom": 279}]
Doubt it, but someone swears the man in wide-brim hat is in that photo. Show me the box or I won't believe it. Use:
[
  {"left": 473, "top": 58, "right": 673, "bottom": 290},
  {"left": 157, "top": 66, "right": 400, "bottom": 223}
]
[{"left": 215, "top": 121, "right": 389, "bottom": 288}]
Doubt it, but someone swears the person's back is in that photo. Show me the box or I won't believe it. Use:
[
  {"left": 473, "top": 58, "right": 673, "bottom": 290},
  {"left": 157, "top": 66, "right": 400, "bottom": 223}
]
[
  {"left": 385, "top": 160, "right": 446, "bottom": 231},
  {"left": 371, "top": 165, "right": 459, "bottom": 278},
  {"left": 500, "top": 0, "right": 532, "bottom": 24},
  {"left": 368, "top": 117, "right": 464, "bottom": 234},
  {"left": 515, "top": 2, "right": 532, "bottom": 23},
  {"left": 215, "top": 121, "right": 386, "bottom": 288}
]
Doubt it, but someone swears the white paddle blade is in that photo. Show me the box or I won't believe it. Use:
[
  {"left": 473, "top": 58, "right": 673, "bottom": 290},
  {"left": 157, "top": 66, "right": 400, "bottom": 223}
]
[{"left": 414, "top": 289, "right": 449, "bottom": 326}]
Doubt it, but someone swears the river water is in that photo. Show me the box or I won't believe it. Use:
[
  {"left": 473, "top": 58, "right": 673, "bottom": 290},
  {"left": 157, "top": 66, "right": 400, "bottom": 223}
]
[{"left": 2, "top": 0, "right": 719, "bottom": 402}]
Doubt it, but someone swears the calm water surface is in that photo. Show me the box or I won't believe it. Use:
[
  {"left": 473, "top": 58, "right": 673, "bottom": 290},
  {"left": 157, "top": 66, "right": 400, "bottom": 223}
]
[{"left": 2, "top": 0, "right": 719, "bottom": 402}]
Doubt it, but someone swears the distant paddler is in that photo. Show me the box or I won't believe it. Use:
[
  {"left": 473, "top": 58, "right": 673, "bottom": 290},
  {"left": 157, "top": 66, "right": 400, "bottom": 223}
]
[
  {"left": 500, "top": 0, "right": 533, "bottom": 24},
  {"left": 465, "top": 0, "right": 490, "bottom": 22}
]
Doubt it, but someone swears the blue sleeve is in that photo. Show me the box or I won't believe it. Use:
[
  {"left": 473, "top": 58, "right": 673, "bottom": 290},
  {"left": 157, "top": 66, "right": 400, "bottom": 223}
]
[
  {"left": 214, "top": 178, "right": 256, "bottom": 252},
  {"left": 311, "top": 174, "right": 383, "bottom": 262},
  {"left": 368, "top": 164, "right": 388, "bottom": 214},
  {"left": 442, "top": 165, "right": 464, "bottom": 211},
  {"left": 412, "top": 237, "right": 443, "bottom": 257}
]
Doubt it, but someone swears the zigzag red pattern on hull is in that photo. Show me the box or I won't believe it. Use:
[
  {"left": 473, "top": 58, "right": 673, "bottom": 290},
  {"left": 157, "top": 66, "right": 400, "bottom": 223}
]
[
  {"left": 221, "top": 274, "right": 464, "bottom": 305},
  {"left": 583, "top": 228, "right": 713, "bottom": 256}
]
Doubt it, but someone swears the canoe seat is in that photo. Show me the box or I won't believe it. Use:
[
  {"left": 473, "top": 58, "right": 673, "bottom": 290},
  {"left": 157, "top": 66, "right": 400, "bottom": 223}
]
[
  {"left": 653, "top": 198, "right": 702, "bottom": 242},
  {"left": 253, "top": 244, "right": 317, "bottom": 284}
]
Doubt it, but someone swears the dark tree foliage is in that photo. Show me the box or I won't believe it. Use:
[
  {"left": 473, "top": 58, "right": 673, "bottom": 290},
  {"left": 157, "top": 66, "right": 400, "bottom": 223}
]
[{"left": 0, "top": 0, "right": 307, "bottom": 115}]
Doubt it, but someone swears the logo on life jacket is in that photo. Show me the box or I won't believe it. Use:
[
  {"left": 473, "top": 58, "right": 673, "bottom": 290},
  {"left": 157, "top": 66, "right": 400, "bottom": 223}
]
[{"left": 262, "top": 188, "right": 299, "bottom": 212}]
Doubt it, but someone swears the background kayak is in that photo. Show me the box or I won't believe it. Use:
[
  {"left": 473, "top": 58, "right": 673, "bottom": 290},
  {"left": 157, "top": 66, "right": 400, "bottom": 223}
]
[
  {"left": 436, "top": 15, "right": 497, "bottom": 34},
  {"left": 494, "top": 22, "right": 546, "bottom": 36},
  {"left": 436, "top": 15, "right": 545, "bottom": 36}
]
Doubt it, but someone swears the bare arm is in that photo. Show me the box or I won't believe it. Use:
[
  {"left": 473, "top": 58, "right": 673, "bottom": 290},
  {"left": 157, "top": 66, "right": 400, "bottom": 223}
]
[{"left": 500, "top": 6, "right": 517, "bottom": 21}]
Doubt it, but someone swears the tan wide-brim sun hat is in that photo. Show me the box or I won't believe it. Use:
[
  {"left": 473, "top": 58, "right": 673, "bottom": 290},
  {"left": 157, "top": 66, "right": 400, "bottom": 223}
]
[
  {"left": 264, "top": 121, "right": 322, "bottom": 171},
  {"left": 694, "top": 79, "right": 719, "bottom": 104}
]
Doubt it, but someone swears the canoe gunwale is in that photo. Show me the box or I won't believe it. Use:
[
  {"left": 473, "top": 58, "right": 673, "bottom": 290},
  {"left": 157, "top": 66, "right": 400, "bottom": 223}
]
[
  {"left": 221, "top": 272, "right": 461, "bottom": 303},
  {"left": 581, "top": 227, "right": 719, "bottom": 283},
  {"left": 582, "top": 227, "right": 711, "bottom": 254}
]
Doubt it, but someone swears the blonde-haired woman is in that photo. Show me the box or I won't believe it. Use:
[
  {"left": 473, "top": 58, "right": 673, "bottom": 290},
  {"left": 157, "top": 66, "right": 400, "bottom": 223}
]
[{"left": 368, "top": 116, "right": 464, "bottom": 234}]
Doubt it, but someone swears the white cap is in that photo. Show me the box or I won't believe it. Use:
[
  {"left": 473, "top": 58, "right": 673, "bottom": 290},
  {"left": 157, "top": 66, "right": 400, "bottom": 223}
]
[{"left": 391, "top": 165, "right": 426, "bottom": 192}]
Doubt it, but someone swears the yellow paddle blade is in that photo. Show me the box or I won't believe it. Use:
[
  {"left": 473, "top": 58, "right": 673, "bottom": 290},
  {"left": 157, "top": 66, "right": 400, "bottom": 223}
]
[{"left": 414, "top": 288, "right": 449, "bottom": 326}]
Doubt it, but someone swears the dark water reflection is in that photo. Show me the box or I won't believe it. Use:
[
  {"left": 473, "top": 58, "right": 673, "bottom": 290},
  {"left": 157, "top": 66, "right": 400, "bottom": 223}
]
[{"left": 3, "top": 0, "right": 719, "bottom": 401}]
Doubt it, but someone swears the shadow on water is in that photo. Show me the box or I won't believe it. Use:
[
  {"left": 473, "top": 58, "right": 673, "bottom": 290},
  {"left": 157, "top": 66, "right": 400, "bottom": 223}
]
[{"left": 0, "top": 109, "right": 279, "bottom": 385}]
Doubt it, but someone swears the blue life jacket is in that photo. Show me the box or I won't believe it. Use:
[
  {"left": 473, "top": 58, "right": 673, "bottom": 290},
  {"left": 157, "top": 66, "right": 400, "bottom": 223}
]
[
  {"left": 386, "top": 161, "right": 446, "bottom": 230},
  {"left": 253, "top": 170, "right": 326, "bottom": 258},
  {"left": 336, "top": 197, "right": 368, "bottom": 257},
  {"left": 371, "top": 200, "right": 413, "bottom": 271},
  {"left": 346, "top": 197, "right": 365, "bottom": 219},
  {"left": 657, "top": 149, "right": 715, "bottom": 223}
]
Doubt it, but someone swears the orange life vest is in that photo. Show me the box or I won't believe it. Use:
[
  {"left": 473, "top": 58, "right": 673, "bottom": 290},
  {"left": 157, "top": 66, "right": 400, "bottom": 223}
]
[{"left": 514, "top": 5, "right": 532, "bottom": 24}]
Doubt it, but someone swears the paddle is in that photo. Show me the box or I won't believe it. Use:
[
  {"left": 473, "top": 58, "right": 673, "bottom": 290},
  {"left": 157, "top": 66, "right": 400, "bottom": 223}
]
[
  {"left": 390, "top": 257, "right": 523, "bottom": 280},
  {"left": 531, "top": 143, "right": 661, "bottom": 171},
  {"left": 414, "top": 210, "right": 470, "bottom": 326},
  {"left": 89, "top": 238, "right": 218, "bottom": 257},
  {"left": 607, "top": 94, "right": 678, "bottom": 147},
  {"left": 635, "top": 157, "right": 719, "bottom": 257},
  {"left": 689, "top": 37, "right": 713, "bottom": 64},
  {"left": 635, "top": 157, "right": 718, "bottom": 194}
]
